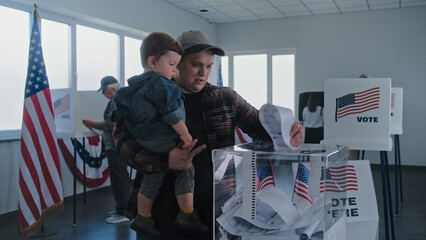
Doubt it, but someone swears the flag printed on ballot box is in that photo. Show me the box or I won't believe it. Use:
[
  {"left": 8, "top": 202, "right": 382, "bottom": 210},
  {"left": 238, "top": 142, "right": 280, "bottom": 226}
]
[
  {"left": 320, "top": 165, "right": 358, "bottom": 193},
  {"left": 294, "top": 163, "right": 314, "bottom": 213},
  {"left": 335, "top": 87, "right": 380, "bottom": 122},
  {"left": 18, "top": 9, "right": 64, "bottom": 239},
  {"left": 256, "top": 160, "right": 275, "bottom": 191}
]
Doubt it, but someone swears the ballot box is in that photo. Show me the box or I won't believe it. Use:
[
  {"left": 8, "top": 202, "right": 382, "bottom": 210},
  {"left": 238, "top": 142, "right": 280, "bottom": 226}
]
[{"left": 213, "top": 143, "right": 349, "bottom": 240}]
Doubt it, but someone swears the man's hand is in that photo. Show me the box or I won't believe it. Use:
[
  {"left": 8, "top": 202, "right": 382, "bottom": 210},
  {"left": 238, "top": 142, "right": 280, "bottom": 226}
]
[
  {"left": 290, "top": 122, "right": 305, "bottom": 147},
  {"left": 82, "top": 119, "right": 95, "bottom": 130},
  {"left": 168, "top": 139, "right": 206, "bottom": 170}
]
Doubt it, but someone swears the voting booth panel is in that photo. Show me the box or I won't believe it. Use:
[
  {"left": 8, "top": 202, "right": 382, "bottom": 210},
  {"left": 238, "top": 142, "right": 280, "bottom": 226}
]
[
  {"left": 390, "top": 88, "right": 403, "bottom": 135},
  {"left": 322, "top": 78, "right": 392, "bottom": 151},
  {"left": 50, "top": 88, "right": 108, "bottom": 137},
  {"left": 213, "top": 143, "right": 349, "bottom": 240}
]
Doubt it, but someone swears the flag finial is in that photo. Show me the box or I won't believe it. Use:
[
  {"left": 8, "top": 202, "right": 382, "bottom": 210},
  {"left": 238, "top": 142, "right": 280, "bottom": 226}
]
[{"left": 33, "top": 3, "right": 38, "bottom": 9}]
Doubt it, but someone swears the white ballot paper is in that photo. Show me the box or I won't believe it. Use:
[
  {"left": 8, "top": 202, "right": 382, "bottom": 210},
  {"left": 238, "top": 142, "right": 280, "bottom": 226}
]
[
  {"left": 214, "top": 154, "right": 242, "bottom": 182},
  {"left": 259, "top": 104, "right": 298, "bottom": 150},
  {"left": 216, "top": 187, "right": 328, "bottom": 238}
]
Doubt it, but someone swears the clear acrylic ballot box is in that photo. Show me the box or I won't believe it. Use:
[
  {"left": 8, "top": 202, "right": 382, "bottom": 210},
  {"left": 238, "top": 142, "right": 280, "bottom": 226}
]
[{"left": 213, "top": 143, "right": 349, "bottom": 240}]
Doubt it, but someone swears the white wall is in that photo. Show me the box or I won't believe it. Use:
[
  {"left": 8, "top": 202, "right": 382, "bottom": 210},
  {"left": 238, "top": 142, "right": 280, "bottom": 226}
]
[
  {"left": 216, "top": 6, "right": 426, "bottom": 166},
  {"left": 0, "top": 0, "right": 218, "bottom": 214}
]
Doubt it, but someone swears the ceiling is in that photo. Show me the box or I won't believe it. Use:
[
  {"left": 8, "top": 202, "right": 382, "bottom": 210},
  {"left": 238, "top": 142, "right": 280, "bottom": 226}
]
[{"left": 164, "top": 0, "right": 426, "bottom": 23}]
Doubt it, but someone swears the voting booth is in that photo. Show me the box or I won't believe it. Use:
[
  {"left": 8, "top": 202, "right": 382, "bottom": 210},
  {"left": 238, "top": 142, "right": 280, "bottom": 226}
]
[
  {"left": 321, "top": 78, "right": 392, "bottom": 240},
  {"left": 50, "top": 88, "right": 109, "bottom": 226},
  {"left": 213, "top": 143, "right": 349, "bottom": 240},
  {"left": 50, "top": 88, "right": 108, "bottom": 137}
]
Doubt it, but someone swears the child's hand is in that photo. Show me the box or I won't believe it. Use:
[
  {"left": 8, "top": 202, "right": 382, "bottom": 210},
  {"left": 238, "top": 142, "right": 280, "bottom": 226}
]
[{"left": 180, "top": 133, "right": 193, "bottom": 149}]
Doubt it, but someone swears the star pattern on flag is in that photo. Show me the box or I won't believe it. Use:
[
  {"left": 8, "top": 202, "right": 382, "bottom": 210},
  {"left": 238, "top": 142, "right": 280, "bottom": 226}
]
[{"left": 25, "top": 27, "right": 49, "bottom": 99}]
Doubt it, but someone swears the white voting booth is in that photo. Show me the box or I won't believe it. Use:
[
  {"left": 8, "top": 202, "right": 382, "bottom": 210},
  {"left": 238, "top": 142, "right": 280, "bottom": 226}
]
[
  {"left": 50, "top": 88, "right": 109, "bottom": 226},
  {"left": 390, "top": 88, "right": 404, "bottom": 216},
  {"left": 390, "top": 88, "right": 403, "bottom": 135},
  {"left": 321, "top": 78, "right": 393, "bottom": 240}
]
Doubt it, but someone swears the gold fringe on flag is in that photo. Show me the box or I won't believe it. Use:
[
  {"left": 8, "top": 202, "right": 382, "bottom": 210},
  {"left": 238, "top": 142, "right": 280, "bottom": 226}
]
[{"left": 18, "top": 200, "right": 64, "bottom": 239}]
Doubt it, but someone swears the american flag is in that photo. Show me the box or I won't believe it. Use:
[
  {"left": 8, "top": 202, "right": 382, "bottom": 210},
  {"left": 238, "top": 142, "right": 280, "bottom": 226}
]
[
  {"left": 217, "top": 62, "right": 223, "bottom": 87},
  {"left": 256, "top": 160, "right": 275, "bottom": 191},
  {"left": 54, "top": 93, "right": 70, "bottom": 115},
  {"left": 294, "top": 163, "right": 314, "bottom": 205},
  {"left": 320, "top": 165, "right": 358, "bottom": 193},
  {"left": 335, "top": 87, "right": 380, "bottom": 121},
  {"left": 18, "top": 10, "right": 64, "bottom": 239}
]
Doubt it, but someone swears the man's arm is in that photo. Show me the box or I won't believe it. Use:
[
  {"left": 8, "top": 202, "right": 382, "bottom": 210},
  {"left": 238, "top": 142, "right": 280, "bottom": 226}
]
[
  {"left": 115, "top": 123, "right": 204, "bottom": 172},
  {"left": 233, "top": 90, "right": 304, "bottom": 147}
]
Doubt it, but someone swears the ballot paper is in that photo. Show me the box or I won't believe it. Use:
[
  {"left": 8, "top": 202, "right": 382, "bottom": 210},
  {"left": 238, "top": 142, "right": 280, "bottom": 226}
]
[
  {"left": 216, "top": 187, "right": 328, "bottom": 238},
  {"left": 259, "top": 104, "right": 298, "bottom": 150},
  {"left": 214, "top": 154, "right": 242, "bottom": 182}
]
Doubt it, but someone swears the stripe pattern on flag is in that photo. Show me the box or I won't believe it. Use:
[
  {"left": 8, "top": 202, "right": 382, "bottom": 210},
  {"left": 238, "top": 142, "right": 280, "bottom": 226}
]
[
  {"left": 18, "top": 10, "right": 64, "bottom": 239},
  {"left": 256, "top": 160, "right": 275, "bottom": 191},
  {"left": 335, "top": 87, "right": 380, "bottom": 121},
  {"left": 294, "top": 163, "right": 314, "bottom": 205},
  {"left": 320, "top": 165, "right": 358, "bottom": 192}
]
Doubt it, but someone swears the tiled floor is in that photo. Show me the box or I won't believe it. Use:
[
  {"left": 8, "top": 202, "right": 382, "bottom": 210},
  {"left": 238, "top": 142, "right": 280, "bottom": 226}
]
[{"left": 1, "top": 164, "right": 425, "bottom": 240}]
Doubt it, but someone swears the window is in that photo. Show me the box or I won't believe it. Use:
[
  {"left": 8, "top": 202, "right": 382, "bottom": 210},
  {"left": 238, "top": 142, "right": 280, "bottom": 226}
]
[
  {"left": 124, "top": 36, "right": 143, "bottom": 84},
  {"left": 0, "top": 7, "right": 29, "bottom": 132},
  {"left": 272, "top": 54, "right": 295, "bottom": 111},
  {"left": 219, "top": 56, "right": 229, "bottom": 87},
  {"left": 234, "top": 54, "right": 267, "bottom": 109},
  {"left": 76, "top": 25, "right": 118, "bottom": 90},
  {"left": 41, "top": 19, "right": 71, "bottom": 89},
  {"left": 223, "top": 51, "right": 295, "bottom": 112}
]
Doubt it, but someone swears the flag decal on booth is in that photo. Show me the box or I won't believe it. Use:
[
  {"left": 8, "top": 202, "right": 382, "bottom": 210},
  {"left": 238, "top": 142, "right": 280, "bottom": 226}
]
[{"left": 335, "top": 87, "right": 380, "bottom": 122}]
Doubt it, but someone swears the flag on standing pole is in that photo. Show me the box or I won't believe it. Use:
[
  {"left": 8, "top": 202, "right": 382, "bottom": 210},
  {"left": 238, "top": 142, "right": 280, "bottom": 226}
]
[{"left": 18, "top": 8, "right": 64, "bottom": 238}]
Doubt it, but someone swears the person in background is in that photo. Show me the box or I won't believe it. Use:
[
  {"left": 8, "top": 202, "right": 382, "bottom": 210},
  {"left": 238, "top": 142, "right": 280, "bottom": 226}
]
[
  {"left": 114, "top": 30, "right": 305, "bottom": 240},
  {"left": 113, "top": 32, "right": 207, "bottom": 236},
  {"left": 82, "top": 76, "right": 130, "bottom": 224},
  {"left": 302, "top": 93, "right": 324, "bottom": 144}
]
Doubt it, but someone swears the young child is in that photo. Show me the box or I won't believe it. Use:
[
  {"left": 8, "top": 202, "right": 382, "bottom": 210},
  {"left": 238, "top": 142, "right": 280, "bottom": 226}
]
[{"left": 114, "top": 32, "right": 207, "bottom": 236}]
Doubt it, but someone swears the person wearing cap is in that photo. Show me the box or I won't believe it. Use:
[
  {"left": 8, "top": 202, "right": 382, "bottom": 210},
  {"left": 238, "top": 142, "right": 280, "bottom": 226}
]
[
  {"left": 82, "top": 76, "right": 130, "bottom": 224},
  {"left": 115, "top": 30, "right": 305, "bottom": 239},
  {"left": 114, "top": 32, "right": 208, "bottom": 236}
]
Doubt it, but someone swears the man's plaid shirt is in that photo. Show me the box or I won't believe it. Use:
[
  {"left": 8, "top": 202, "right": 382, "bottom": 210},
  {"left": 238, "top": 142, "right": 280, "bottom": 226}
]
[{"left": 115, "top": 82, "right": 270, "bottom": 218}]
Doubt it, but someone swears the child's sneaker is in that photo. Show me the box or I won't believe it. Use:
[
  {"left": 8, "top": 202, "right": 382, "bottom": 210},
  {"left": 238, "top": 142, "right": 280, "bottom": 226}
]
[
  {"left": 130, "top": 215, "right": 160, "bottom": 236},
  {"left": 175, "top": 209, "right": 208, "bottom": 234}
]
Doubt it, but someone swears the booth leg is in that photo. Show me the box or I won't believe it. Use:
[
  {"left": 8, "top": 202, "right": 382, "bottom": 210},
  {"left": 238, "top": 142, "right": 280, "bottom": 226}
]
[
  {"left": 380, "top": 151, "right": 395, "bottom": 240},
  {"left": 82, "top": 137, "right": 87, "bottom": 205},
  {"left": 394, "top": 136, "right": 399, "bottom": 216},
  {"left": 396, "top": 135, "right": 403, "bottom": 203},
  {"left": 380, "top": 151, "right": 390, "bottom": 240},
  {"left": 73, "top": 138, "right": 77, "bottom": 227}
]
